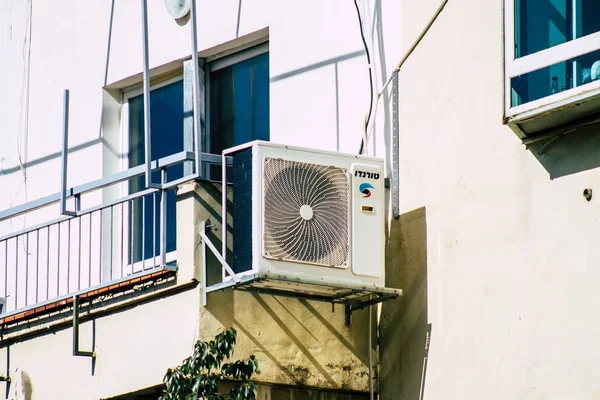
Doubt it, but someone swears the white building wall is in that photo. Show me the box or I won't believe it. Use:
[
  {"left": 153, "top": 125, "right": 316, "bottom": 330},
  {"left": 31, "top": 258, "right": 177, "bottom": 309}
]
[
  {"left": 0, "top": 0, "right": 381, "bottom": 231},
  {"left": 0, "top": 1, "right": 384, "bottom": 399},
  {"left": 3, "top": 0, "right": 599, "bottom": 399}
]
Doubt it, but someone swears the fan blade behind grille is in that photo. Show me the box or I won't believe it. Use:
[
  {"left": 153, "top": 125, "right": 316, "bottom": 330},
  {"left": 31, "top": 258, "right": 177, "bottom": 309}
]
[{"left": 263, "top": 158, "right": 350, "bottom": 267}]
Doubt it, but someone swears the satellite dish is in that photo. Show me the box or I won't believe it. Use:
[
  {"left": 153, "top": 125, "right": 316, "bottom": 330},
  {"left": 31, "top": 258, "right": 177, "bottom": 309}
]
[{"left": 164, "top": 0, "right": 190, "bottom": 19}]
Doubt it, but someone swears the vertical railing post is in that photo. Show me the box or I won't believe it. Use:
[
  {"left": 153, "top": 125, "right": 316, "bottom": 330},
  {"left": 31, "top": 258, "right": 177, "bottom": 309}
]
[
  {"left": 60, "top": 90, "right": 75, "bottom": 217},
  {"left": 141, "top": 0, "right": 153, "bottom": 189},
  {"left": 159, "top": 168, "right": 167, "bottom": 267},
  {"left": 221, "top": 152, "right": 228, "bottom": 264},
  {"left": 189, "top": 0, "right": 204, "bottom": 179}
]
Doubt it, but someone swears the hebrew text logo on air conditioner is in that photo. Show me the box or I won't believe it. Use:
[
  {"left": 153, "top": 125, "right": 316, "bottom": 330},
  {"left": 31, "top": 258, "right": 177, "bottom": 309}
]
[{"left": 359, "top": 183, "right": 374, "bottom": 198}]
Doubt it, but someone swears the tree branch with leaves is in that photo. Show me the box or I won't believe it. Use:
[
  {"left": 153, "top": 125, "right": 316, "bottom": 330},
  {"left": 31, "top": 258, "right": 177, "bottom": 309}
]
[{"left": 159, "top": 328, "right": 258, "bottom": 400}]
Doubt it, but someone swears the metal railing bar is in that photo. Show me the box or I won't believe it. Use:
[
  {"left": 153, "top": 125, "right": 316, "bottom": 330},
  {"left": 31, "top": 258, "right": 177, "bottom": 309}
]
[
  {"left": 141, "top": 195, "right": 146, "bottom": 271},
  {"left": 74, "top": 188, "right": 158, "bottom": 219},
  {"left": 0, "top": 216, "right": 70, "bottom": 243},
  {"left": 4, "top": 240, "right": 8, "bottom": 303},
  {"left": 25, "top": 233, "right": 29, "bottom": 305},
  {"left": 35, "top": 229, "right": 39, "bottom": 303},
  {"left": 153, "top": 193, "right": 156, "bottom": 270},
  {"left": 88, "top": 212, "right": 92, "bottom": 287},
  {"left": 70, "top": 151, "right": 194, "bottom": 197},
  {"left": 78, "top": 216, "right": 82, "bottom": 290},
  {"left": 110, "top": 206, "right": 114, "bottom": 280},
  {"left": 1, "top": 189, "right": 158, "bottom": 243},
  {"left": 0, "top": 151, "right": 225, "bottom": 224},
  {"left": 57, "top": 222, "right": 61, "bottom": 295},
  {"left": 158, "top": 174, "right": 197, "bottom": 191},
  {"left": 60, "top": 89, "right": 75, "bottom": 217},
  {"left": 159, "top": 169, "right": 167, "bottom": 267},
  {"left": 0, "top": 151, "right": 194, "bottom": 222},
  {"left": 120, "top": 203, "right": 124, "bottom": 279},
  {"left": 140, "top": 0, "right": 153, "bottom": 189},
  {"left": 189, "top": 0, "right": 203, "bottom": 180},
  {"left": 14, "top": 238, "right": 18, "bottom": 310},
  {"left": 201, "top": 152, "right": 232, "bottom": 166},
  {"left": 0, "top": 265, "right": 175, "bottom": 321},
  {"left": 98, "top": 210, "right": 102, "bottom": 285},
  {"left": 0, "top": 193, "right": 62, "bottom": 223},
  {"left": 199, "top": 223, "right": 240, "bottom": 283},
  {"left": 67, "top": 219, "right": 71, "bottom": 293},
  {"left": 46, "top": 225, "right": 50, "bottom": 300},
  {"left": 130, "top": 200, "right": 134, "bottom": 274}
]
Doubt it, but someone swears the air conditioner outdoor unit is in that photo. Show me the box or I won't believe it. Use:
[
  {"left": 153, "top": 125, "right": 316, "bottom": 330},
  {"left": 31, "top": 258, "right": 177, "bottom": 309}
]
[{"left": 223, "top": 141, "right": 385, "bottom": 288}]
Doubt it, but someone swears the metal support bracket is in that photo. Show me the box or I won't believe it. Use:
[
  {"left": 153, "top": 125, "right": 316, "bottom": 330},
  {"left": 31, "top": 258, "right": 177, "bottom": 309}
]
[
  {"left": 0, "top": 346, "right": 10, "bottom": 400},
  {"left": 344, "top": 293, "right": 397, "bottom": 327},
  {"left": 72, "top": 295, "right": 96, "bottom": 360},
  {"left": 60, "top": 89, "right": 76, "bottom": 217},
  {"left": 200, "top": 221, "right": 241, "bottom": 306},
  {"left": 391, "top": 70, "right": 400, "bottom": 219}
]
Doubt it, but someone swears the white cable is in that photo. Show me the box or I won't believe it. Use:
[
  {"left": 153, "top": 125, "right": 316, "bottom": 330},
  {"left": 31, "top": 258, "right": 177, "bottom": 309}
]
[
  {"left": 361, "top": 0, "right": 449, "bottom": 153},
  {"left": 361, "top": 0, "right": 380, "bottom": 156}
]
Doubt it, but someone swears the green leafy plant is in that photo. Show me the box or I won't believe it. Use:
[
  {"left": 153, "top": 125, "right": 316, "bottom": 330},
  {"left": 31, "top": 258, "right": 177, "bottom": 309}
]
[{"left": 159, "top": 327, "right": 258, "bottom": 400}]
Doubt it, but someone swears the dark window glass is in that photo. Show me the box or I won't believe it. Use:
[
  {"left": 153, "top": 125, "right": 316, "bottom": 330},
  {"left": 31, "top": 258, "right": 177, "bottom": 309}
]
[
  {"left": 511, "top": 48, "right": 600, "bottom": 106},
  {"left": 209, "top": 52, "right": 270, "bottom": 179},
  {"left": 128, "top": 80, "right": 184, "bottom": 262},
  {"left": 515, "top": 0, "right": 600, "bottom": 58}
]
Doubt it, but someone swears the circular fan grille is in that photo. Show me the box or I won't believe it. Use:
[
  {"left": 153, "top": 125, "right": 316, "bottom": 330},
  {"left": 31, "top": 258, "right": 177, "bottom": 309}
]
[{"left": 263, "top": 158, "right": 349, "bottom": 267}]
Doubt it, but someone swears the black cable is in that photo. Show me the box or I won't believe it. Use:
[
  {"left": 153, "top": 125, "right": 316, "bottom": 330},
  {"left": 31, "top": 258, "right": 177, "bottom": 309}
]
[{"left": 354, "top": 0, "right": 374, "bottom": 155}]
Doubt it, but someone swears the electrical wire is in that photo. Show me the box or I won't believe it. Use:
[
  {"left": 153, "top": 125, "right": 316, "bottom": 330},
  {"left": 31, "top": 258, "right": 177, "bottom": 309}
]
[
  {"left": 357, "top": 0, "right": 449, "bottom": 156},
  {"left": 353, "top": 0, "right": 374, "bottom": 155},
  {"left": 10, "top": 0, "right": 33, "bottom": 237}
]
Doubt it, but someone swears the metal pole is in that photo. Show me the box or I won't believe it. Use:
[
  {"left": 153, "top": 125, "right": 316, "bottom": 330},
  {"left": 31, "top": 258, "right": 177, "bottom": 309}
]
[
  {"left": 24, "top": 233, "right": 29, "bottom": 306},
  {"left": 368, "top": 297, "right": 374, "bottom": 400},
  {"left": 72, "top": 295, "right": 95, "bottom": 358},
  {"left": 221, "top": 153, "right": 227, "bottom": 262},
  {"left": 141, "top": 0, "right": 153, "bottom": 189},
  {"left": 201, "top": 221, "right": 207, "bottom": 306},
  {"left": 72, "top": 295, "right": 80, "bottom": 355},
  {"left": 392, "top": 71, "right": 400, "bottom": 219},
  {"left": 60, "top": 90, "right": 72, "bottom": 216},
  {"left": 159, "top": 169, "right": 167, "bottom": 267},
  {"left": 199, "top": 227, "right": 239, "bottom": 282},
  {"left": 189, "top": 0, "right": 203, "bottom": 179}
]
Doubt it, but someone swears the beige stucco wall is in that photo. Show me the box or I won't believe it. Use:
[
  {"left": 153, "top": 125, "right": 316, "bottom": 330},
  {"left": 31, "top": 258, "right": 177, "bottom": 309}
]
[
  {"left": 380, "top": 0, "right": 600, "bottom": 399},
  {"left": 184, "top": 181, "right": 372, "bottom": 392}
]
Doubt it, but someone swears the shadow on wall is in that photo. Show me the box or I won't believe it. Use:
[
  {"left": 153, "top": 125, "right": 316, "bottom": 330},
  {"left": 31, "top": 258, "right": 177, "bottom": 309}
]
[
  {"left": 380, "top": 207, "right": 430, "bottom": 400},
  {"left": 526, "top": 123, "right": 600, "bottom": 179},
  {"left": 270, "top": 50, "right": 365, "bottom": 152},
  {"left": 195, "top": 181, "right": 371, "bottom": 392}
]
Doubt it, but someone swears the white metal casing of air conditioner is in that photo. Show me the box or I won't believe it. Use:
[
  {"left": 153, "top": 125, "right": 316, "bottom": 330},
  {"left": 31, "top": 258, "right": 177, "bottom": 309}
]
[{"left": 224, "top": 141, "right": 385, "bottom": 288}]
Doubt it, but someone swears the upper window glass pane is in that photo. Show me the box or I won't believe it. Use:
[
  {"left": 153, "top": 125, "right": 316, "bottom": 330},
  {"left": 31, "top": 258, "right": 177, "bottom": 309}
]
[
  {"left": 128, "top": 80, "right": 184, "bottom": 261},
  {"left": 210, "top": 52, "right": 270, "bottom": 155},
  {"left": 515, "top": 0, "right": 600, "bottom": 58},
  {"left": 209, "top": 51, "right": 269, "bottom": 178}
]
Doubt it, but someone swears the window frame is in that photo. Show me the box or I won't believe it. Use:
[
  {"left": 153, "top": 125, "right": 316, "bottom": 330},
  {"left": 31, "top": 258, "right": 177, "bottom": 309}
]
[
  {"left": 116, "top": 41, "right": 269, "bottom": 269},
  {"left": 504, "top": 0, "right": 600, "bottom": 119}
]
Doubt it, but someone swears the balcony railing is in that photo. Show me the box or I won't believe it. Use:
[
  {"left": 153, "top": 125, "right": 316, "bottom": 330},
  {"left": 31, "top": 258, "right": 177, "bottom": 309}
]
[{"left": 0, "top": 151, "right": 228, "bottom": 319}]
